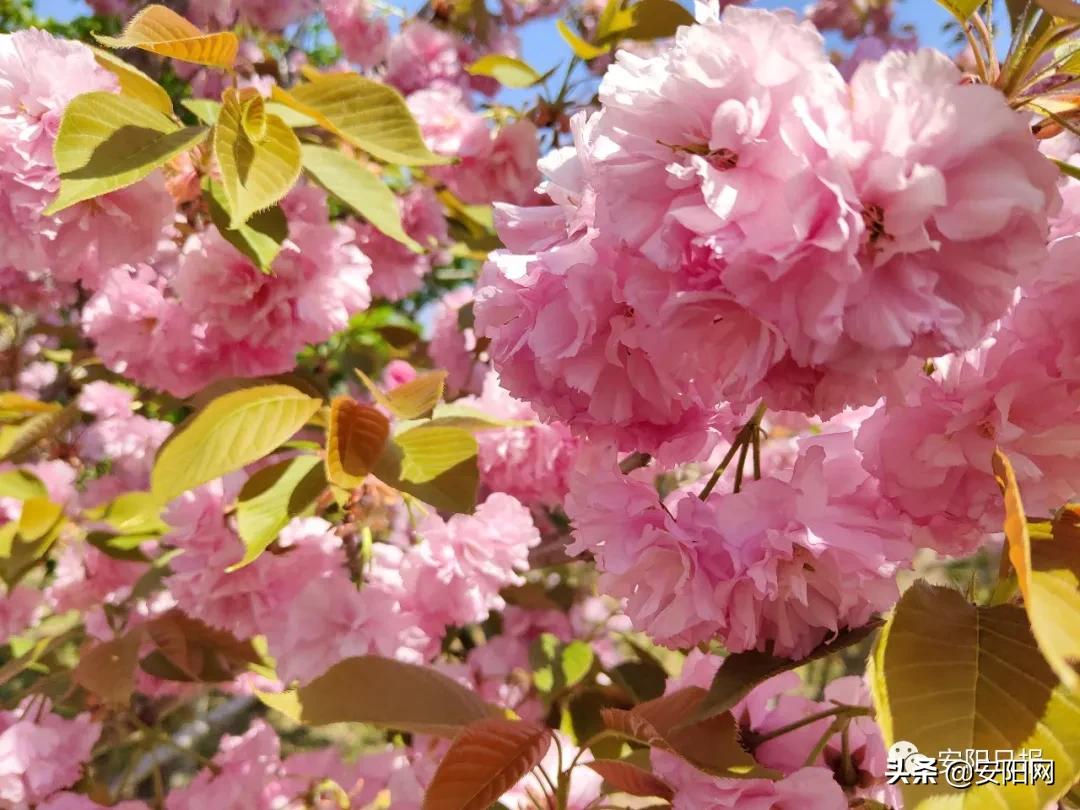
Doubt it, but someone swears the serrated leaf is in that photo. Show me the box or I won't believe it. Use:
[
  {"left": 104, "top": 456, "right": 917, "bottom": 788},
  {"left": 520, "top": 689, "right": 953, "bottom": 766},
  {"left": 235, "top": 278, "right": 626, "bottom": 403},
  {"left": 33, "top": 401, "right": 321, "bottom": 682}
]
[
  {"left": 466, "top": 54, "right": 541, "bottom": 88},
  {"left": 396, "top": 425, "right": 478, "bottom": 484},
  {"left": 427, "top": 403, "right": 529, "bottom": 433},
  {"left": 689, "top": 620, "right": 882, "bottom": 726},
  {"left": 142, "top": 610, "right": 260, "bottom": 682},
  {"left": 44, "top": 92, "right": 208, "bottom": 214},
  {"left": 870, "top": 582, "right": 1080, "bottom": 809},
  {"left": 356, "top": 368, "right": 447, "bottom": 419},
  {"left": 182, "top": 98, "right": 220, "bottom": 124},
  {"left": 73, "top": 632, "right": 141, "bottom": 705},
  {"left": 271, "top": 73, "right": 448, "bottom": 166},
  {"left": 214, "top": 87, "right": 302, "bottom": 228},
  {"left": 301, "top": 144, "right": 420, "bottom": 251},
  {"left": 205, "top": 177, "right": 288, "bottom": 271},
  {"left": 556, "top": 19, "right": 611, "bottom": 60},
  {"left": 586, "top": 760, "right": 674, "bottom": 801},
  {"left": 95, "top": 4, "right": 238, "bottom": 68},
  {"left": 374, "top": 439, "right": 478, "bottom": 514},
  {"left": 232, "top": 454, "right": 326, "bottom": 570},
  {"left": 275, "top": 655, "right": 501, "bottom": 735},
  {"left": 603, "top": 688, "right": 766, "bottom": 779},
  {"left": 0, "top": 403, "right": 79, "bottom": 461},
  {"left": 151, "top": 384, "right": 322, "bottom": 503},
  {"left": 92, "top": 47, "right": 173, "bottom": 114},
  {"left": 0, "top": 470, "right": 47, "bottom": 502},
  {"left": 326, "top": 398, "right": 390, "bottom": 491},
  {"left": 424, "top": 718, "right": 552, "bottom": 810},
  {"left": 994, "top": 450, "right": 1080, "bottom": 689},
  {"left": 85, "top": 531, "right": 153, "bottom": 562}
]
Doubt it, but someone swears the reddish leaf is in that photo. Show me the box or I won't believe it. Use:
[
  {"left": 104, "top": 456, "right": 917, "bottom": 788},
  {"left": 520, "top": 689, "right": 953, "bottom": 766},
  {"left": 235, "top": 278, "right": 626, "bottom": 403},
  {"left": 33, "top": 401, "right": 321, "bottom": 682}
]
[
  {"left": 586, "top": 759, "right": 674, "bottom": 800},
  {"left": 142, "top": 610, "right": 259, "bottom": 682},
  {"left": 423, "top": 718, "right": 553, "bottom": 810},
  {"left": 326, "top": 397, "right": 390, "bottom": 490},
  {"left": 73, "top": 632, "right": 142, "bottom": 705}
]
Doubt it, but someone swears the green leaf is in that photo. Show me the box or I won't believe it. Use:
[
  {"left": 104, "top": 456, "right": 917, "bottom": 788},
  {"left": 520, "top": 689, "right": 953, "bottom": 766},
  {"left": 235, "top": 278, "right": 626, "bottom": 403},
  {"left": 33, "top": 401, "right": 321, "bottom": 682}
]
[
  {"left": 17, "top": 498, "right": 63, "bottom": 542},
  {"left": 266, "top": 102, "right": 318, "bottom": 128},
  {"left": 395, "top": 425, "right": 478, "bottom": 484},
  {"left": 870, "top": 582, "right": 1080, "bottom": 809},
  {"left": 99, "top": 491, "right": 167, "bottom": 535},
  {"left": 427, "top": 403, "right": 529, "bottom": 433},
  {"left": 86, "top": 531, "right": 153, "bottom": 562},
  {"left": 181, "top": 98, "right": 220, "bottom": 124},
  {"left": 937, "top": 0, "right": 987, "bottom": 20},
  {"left": 95, "top": 4, "right": 238, "bottom": 68},
  {"left": 205, "top": 178, "right": 288, "bottom": 272},
  {"left": 0, "top": 470, "right": 47, "bottom": 502},
  {"left": 232, "top": 454, "right": 327, "bottom": 570},
  {"left": 92, "top": 47, "right": 173, "bottom": 115},
  {"left": 356, "top": 368, "right": 447, "bottom": 420},
  {"left": 300, "top": 144, "right": 420, "bottom": 251},
  {"left": 531, "top": 634, "right": 595, "bottom": 694},
  {"left": 43, "top": 92, "right": 208, "bottom": 214},
  {"left": 994, "top": 450, "right": 1080, "bottom": 689},
  {"left": 151, "top": 383, "right": 322, "bottom": 503},
  {"left": 556, "top": 19, "right": 612, "bottom": 59},
  {"left": 214, "top": 87, "right": 302, "bottom": 228},
  {"left": 260, "top": 655, "right": 502, "bottom": 735},
  {"left": 373, "top": 440, "right": 478, "bottom": 514},
  {"left": 1054, "top": 158, "right": 1080, "bottom": 183},
  {"left": 466, "top": 54, "right": 542, "bottom": 88},
  {"left": 0, "top": 511, "right": 64, "bottom": 587},
  {"left": 688, "top": 620, "right": 883, "bottom": 725},
  {"left": 271, "top": 73, "right": 449, "bottom": 166}
]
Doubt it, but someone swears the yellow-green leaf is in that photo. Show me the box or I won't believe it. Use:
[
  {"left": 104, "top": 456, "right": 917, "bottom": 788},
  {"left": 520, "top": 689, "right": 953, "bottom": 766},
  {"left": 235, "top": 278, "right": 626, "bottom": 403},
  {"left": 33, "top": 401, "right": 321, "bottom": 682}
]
[
  {"left": 556, "top": 19, "right": 611, "bottom": 59},
  {"left": 326, "top": 398, "right": 390, "bottom": 491},
  {"left": 151, "top": 384, "right": 322, "bottom": 503},
  {"left": 300, "top": 144, "right": 420, "bottom": 251},
  {"left": 271, "top": 74, "right": 448, "bottom": 166},
  {"left": 92, "top": 47, "right": 174, "bottom": 114},
  {"left": 870, "top": 582, "right": 1080, "bottom": 809},
  {"left": 466, "top": 54, "right": 541, "bottom": 88},
  {"left": 266, "top": 101, "right": 318, "bottom": 128},
  {"left": 44, "top": 92, "right": 208, "bottom": 214},
  {"left": 618, "top": 0, "right": 695, "bottom": 40},
  {"left": 95, "top": 3, "right": 238, "bottom": 68},
  {"left": 17, "top": 498, "right": 63, "bottom": 542},
  {"left": 205, "top": 178, "right": 288, "bottom": 272},
  {"left": 232, "top": 454, "right": 327, "bottom": 570},
  {"left": 99, "top": 491, "right": 167, "bottom": 535},
  {"left": 0, "top": 470, "right": 47, "bottom": 502},
  {"left": 182, "top": 98, "right": 220, "bottom": 124},
  {"left": 0, "top": 394, "right": 61, "bottom": 422},
  {"left": 356, "top": 368, "right": 447, "bottom": 420},
  {"left": 396, "top": 425, "right": 478, "bottom": 484},
  {"left": 214, "top": 87, "right": 302, "bottom": 228},
  {"left": 0, "top": 404, "right": 80, "bottom": 461},
  {"left": 265, "top": 655, "right": 502, "bottom": 735},
  {"left": 374, "top": 441, "right": 478, "bottom": 514},
  {"left": 937, "top": 0, "right": 988, "bottom": 19},
  {"left": 994, "top": 450, "right": 1080, "bottom": 689}
]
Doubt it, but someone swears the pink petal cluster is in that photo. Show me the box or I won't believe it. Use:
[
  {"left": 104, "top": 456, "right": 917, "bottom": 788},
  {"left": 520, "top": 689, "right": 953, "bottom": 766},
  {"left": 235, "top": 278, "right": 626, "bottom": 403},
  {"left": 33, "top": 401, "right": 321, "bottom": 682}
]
[
  {"left": 407, "top": 87, "right": 491, "bottom": 160},
  {"left": 428, "top": 286, "right": 488, "bottom": 396},
  {"left": 566, "top": 431, "right": 910, "bottom": 656},
  {"left": 0, "top": 30, "right": 174, "bottom": 313},
  {"left": 386, "top": 22, "right": 488, "bottom": 97},
  {"left": 325, "top": 0, "right": 391, "bottom": 67},
  {"left": 84, "top": 186, "right": 372, "bottom": 397},
  {"left": 355, "top": 186, "right": 448, "bottom": 301},
  {"left": 459, "top": 371, "right": 580, "bottom": 507},
  {"left": 0, "top": 701, "right": 100, "bottom": 806},
  {"left": 430, "top": 119, "right": 541, "bottom": 206},
  {"left": 0, "top": 586, "right": 41, "bottom": 646},
  {"left": 476, "top": 8, "right": 1057, "bottom": 451}
]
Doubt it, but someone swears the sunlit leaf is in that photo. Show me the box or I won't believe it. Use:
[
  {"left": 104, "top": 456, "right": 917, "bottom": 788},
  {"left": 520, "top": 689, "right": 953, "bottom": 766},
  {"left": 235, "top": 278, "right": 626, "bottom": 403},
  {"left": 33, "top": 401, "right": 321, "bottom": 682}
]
[
  {"left": 356, "top": 368, "right": 447, "bottom": 419},
  {"left": 99, "top": 491, "right": 166, "bottom": 535},
  {"left": 205, "top": 178, "right": 288, "bottom": 272},
  {"left": 0, "top": 404, "right": 79, "bottom": 461},
  {"left": 266, "top": 101, "right": 318, "bottom": 128},
  {"left": 466, "top": 54, "right": 542, "bottom": 87},
  {"left": 43, "top": 92, "right": 207, "bottom": 214},
  {"left": 271, "top": 73, "right": 448, "bottom": 166},
  {"left": 95, "top": 4, "right": 238, "bottom": 67},
  {"left": 870, "top": 582, "right": 1080, "bottom": 809},
  {"left": 0, "top": 394, "right": 61, "bottom": 422},
  {"left": 301, "top": 144, "right": 420, "bottom": 251},
  {"left": 531, "top": 634, "right": 594, "bottom": 694},
  {"left": 396, "top": 425, "right": 478, "bottom": 484},
  {"left": 92, "top": 47, "right": 173, "bottom": 114},
  {"left": 423, "top": 718, "right": 552, "bottom": 810},
  {"left": 214, "top": 87, "right": 302, "bottom": 228},
  {"left": 265, "top": 655, "right": 502, "bottom": 735},
  {"left": 232, "top": 454, "right": 326, "bottom": 570},
  {"left": 326, "top": 398, "right": 390, "bottom": 491},
  {"left": 374, "top": 440, "right": 478, "bottom": 514},
  {"left": 151, "top": 384, "right": 322, "bottom": 503},
  {"left": 0, "top": 470, "right": 47, "bottom": 502},
  {"left": 556, "top": 19, "right": 610, "bottom": 58},
  {"left": 994, "top": 450, "right": 1080, "bottom": 689},
  {"left": 613, "top": 0, "right": 695, "bottom": 40}
]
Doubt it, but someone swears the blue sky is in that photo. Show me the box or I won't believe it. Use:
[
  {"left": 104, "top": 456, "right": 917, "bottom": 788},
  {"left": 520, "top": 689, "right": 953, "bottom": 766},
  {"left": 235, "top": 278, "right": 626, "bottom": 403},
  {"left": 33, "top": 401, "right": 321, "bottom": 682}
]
[{"left": 32, "top": 0, "right": 990, "bottom": 92}]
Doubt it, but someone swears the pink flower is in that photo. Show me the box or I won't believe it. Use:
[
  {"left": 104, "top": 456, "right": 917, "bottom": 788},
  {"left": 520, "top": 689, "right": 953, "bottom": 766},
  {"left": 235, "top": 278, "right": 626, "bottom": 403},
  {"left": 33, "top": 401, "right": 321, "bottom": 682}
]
[
  {"left": 566, "top": 432, "right": 910, "bottom": 655},
  {"left": 408, "top": 87, "right": 490, "bottom": 159},
  {"left": 429, "top": 286, "right": 487, "bottom": 397},
  {"left": 356, "top": 186, "right": 448, "bottom": 301},
  {"left": 432, "top": 120, "right": 541, "bottom": 206},
  {"left": 77, "top": 382, "right": 170, "bottom": 494},
  {"left": 39, "top": 795, "right": 149, "bottom": 810},
  {"left": 401, "top": 493, "right": 540, "bottom": 644},
  {"left": 0, "top": 30, "right": 174, "bottom": 311},
  {"left": 385, "top": 22, "right": 479, "bottom": 97},
  {"left": 326, "top": 0, "right": 390, "bottom": 67},
  {"left": 86, "top": 186, "right": 372, "bottom": 396},
  {"left": 0, "top": 701, "right": 100, "bottom": 806},
  {"left": 0, "top": 587, "right": 41, "bottom": 646},
  {"left": 383, "top": 359, "right": 419, "bottom": 389},
  {"left": 46, "top": 542, "right": 145, "bottom": 614},
  {"left": 459, "top": 371, "right": 580, "bottom": 507}
]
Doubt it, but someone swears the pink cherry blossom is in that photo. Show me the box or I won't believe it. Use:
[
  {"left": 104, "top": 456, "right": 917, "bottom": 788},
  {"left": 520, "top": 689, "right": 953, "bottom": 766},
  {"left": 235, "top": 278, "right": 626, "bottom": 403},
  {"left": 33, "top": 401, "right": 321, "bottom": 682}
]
[
  {"left": 0, "top": 586, "right": 41, "bottom": 646},
  {"left": 385, "top": 22, "right": 485, "bottom": 97},
  {"left": 429, "top": 286, "right": 487, "bottom": 397},
  {"left": 356, "top": 186, "right": 448, "bottom": 301},
  {"left": 408, "top": 87, "right": 491, "bottom": 159},
  {"left": 432, "top": 119, "right": 541, "bottom": 206},
  {"left": 0, "top": 701, "right": 100, "bottom": 806},
  {"left": 325, "top": 0, "right": 390, "bottom": 67}
]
